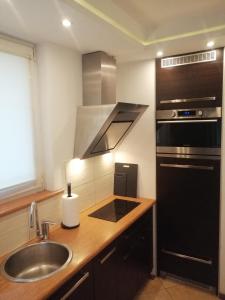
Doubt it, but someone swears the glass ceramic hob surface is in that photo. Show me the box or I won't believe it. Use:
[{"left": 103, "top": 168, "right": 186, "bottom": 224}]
[{"left": 88, "top": 198, "right": 140, "bottom": 222}]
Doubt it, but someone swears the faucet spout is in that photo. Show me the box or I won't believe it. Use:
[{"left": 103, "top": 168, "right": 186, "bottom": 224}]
[
  {"left": 29, "top": 201, "right": 41, "bottom": 238},
  {"left": 29, "top": 201, "right": 56, "bottom": 240}
]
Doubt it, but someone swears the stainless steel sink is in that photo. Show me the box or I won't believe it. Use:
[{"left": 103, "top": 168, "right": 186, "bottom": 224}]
[{"left": 1, "top": 241, "right": 73, "bottom": 282}]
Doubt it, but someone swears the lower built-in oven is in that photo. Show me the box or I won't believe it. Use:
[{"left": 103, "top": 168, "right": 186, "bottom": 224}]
[{"left": 156, "top": 107, "right": 221, "bottom": 157}]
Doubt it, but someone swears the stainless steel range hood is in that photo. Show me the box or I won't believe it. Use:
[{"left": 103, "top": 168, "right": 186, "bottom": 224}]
[{"left": 74, "top": 51, "right": 148, "bottom": 159}]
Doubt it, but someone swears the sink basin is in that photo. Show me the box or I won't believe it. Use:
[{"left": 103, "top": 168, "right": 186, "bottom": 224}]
[{"left": 1, "top": 241, "right": 73, "bottom": 282}]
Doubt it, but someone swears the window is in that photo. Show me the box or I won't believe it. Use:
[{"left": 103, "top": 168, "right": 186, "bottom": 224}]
[{"left": 0, "top": 36, "right": 42, "bottom": 199}]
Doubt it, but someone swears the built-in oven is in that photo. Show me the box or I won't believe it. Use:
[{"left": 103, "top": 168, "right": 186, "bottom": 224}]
[{"left": 156, "top": 107, "right": 221, "bottom": 157}]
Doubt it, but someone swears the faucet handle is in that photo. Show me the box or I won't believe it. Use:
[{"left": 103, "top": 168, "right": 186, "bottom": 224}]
[{"left": 41, "top": 220, "right": 57, "bottom": 240}]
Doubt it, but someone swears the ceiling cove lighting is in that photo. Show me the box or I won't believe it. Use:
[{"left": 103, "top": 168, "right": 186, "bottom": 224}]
[
  {"left": 207, "top": 41, "right": 215, "bottom": 48},
  {"left": 62, "top": 18, "right": 71, "bottom": 28},
  {"left": 157, "top": 51, "right": 163, "bottom": 57},
  {"left": 69, "top": 0, "right": 225, "bottom": 46}
]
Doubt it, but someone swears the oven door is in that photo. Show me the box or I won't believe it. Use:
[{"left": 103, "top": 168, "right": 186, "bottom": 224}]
[{"left": 156, "top": 119, "right": 221, "bottom": 155}]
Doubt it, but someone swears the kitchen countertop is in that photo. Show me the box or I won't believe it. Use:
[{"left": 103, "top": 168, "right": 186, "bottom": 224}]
[{"left": 0, "top": 195, "right": 155, "bottom": 300}]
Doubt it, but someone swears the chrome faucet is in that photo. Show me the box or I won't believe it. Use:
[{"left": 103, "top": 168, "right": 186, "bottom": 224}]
[{"left": 29, "top": 201, "right": 56, "bottom": 240}]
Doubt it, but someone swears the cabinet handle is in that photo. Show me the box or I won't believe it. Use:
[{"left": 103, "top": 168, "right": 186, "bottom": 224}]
[
  {"left": 100, "top": 247, "right": 117, "bottom": 264},
  {"left": 60, "top": 272, "right": 89, "bottom": 300},
  {"left": 157, "top": 119, "right": 218, "bottom": 124},
  {"left": 161, "top": 249, "right": 212, "bottom": 265},
  {"left": 160, "top": 96, "right": 216, "bottom": 104},
  {"left": 160, "top": 163, "right": 214, "bottom": 171}
]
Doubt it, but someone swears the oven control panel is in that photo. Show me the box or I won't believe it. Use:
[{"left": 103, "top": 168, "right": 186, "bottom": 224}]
[
  {"left": 177, "top": 110, "right": 197, "bottom": 117},
  {"left": 157, "top": 107, "right": 221, "bottom": 120}
]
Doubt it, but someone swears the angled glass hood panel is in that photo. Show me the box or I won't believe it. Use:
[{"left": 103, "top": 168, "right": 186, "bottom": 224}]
[
  {"left": 74, "top": 103, "right": 148, "bottom": 159},
  {"left": 91, "top": 121, "right": 133, "bottom": 154}
]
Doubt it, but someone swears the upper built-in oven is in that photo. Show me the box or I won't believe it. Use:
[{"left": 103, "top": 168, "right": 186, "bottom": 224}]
[{"left": 156, "top": 107, "right": 222, "bottom": 157}]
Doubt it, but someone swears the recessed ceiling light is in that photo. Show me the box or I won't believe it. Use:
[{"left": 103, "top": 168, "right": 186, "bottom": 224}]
[
  {"left": 62, "top": 18, "right": 71, "bottom": 28},
  {"left": 156, "top": 51, "right": 163, "bottom": 57},
  {"left": 207, "top": 41, "right": 215, "bottom": 48}
]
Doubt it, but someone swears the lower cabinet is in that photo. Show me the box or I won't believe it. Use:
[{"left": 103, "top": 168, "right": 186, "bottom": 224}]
[
  {"left": 48, "top": 208, "right": 153, "bottom": 300},
  {"left": 48, "top": 264, "right": 94, "bottom": 300},
  {"left": 93, "top": 243, "right": 118, "bottom": 300},
  {"left": 117, "top": 209, "right": 153, "bottom": 300}
]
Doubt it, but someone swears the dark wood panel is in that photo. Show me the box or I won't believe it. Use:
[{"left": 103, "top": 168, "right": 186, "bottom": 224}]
[
  {"left": 156, "top": 48, "right": 223, "bottom": 109},
  {"left": 156, "top": 157, "right": 220, "bottom": 287}
]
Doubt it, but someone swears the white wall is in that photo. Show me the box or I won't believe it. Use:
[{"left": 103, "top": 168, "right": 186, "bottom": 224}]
[
  {"left": 219, "top": 49, "right": 225, "bottom": 295},
  {"left": 37, "top": 43, "right": 83, "bottom": 191},
  {"left": 0, "top": 43, "right": 114, "bottom": 256},
  {"left": 116, "top": 60, "right": 156, "bottom": 199}
]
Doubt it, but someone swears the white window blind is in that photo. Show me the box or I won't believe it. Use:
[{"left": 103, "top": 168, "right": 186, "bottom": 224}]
[{"left": 0, "top": 37, "right": 39, "bottom": 199}]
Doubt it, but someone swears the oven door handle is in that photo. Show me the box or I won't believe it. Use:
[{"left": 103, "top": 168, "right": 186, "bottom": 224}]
[
  {"left": 160, "top": 163, "right": 214, "bottom": 171},
  {"left": 157, "top": 119, "right": 218, "bottom": 124}
]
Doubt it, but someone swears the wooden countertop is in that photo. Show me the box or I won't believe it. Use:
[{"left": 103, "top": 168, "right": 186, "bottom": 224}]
[{"left": 0, "top": 195, "right": 155, "bottom": 300}]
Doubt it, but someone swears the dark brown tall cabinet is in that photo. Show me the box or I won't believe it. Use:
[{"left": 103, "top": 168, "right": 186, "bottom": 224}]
[{"left": 156, "top": 48, "right": 223, "bottom": 290}]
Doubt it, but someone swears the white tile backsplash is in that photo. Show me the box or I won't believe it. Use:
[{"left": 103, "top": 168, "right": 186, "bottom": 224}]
[
  {"left": 93, "top": 154, "right": 114, "bottom": 179},
  {"left": 94, "top": 174, "right": 114, "bottom": 203},
  {"left": 70, "top": 158, "right": 94, "bottom": 187},
  {"left": 73, "top": 181, "right": 96, "bottom": 211},
  {"left": 0, "top": 154, "right": 114, "bottom": 256}
]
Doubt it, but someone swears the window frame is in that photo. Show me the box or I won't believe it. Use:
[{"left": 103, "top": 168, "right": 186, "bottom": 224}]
[{"left": 0, "top": 35, "right": 43, "bottom": 201}]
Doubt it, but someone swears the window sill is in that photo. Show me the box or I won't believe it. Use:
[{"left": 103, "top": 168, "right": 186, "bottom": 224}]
[{"left": 0, "top": 189, "right": 63, "bottom": 218}]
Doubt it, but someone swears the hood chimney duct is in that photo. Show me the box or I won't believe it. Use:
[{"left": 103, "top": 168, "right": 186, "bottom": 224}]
[{"left": 82, "top": 51, "right": 116, "bottom": 106}]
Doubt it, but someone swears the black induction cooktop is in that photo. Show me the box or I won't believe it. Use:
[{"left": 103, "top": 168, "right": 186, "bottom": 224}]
[{"left": 89, "top": 198, "right": 140, "bottom": 222}]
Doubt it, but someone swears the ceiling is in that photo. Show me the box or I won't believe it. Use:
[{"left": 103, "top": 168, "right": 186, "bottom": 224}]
[
  {"left": 112, "top": 0, "right": 225, "bottom": 38},
  {"left": 0, "top": 0, "right": 225, "bottom": 62}
]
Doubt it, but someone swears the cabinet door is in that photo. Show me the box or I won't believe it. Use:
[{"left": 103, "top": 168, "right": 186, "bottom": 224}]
[
  {"left": 157, "top": 157, "right": 220, "bottom": 287},
  {"left": 48, "top": 264, "right": 93, "bottom": 300},
  {"left": 156, "top": 48, "right": 223, "bottom": 110},
  {"left": 117, "top": 209, "right": 153, "bottom": 300},
  {"left": 117, "top": 244, "right": 138, "bottom": 300},
  {"left": 94, "top": 243, "right": 118, "bottom": 300}
]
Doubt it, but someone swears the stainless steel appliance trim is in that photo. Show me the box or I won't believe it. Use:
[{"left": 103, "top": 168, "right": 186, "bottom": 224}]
[
  {"left": 60, "top": 272, "right": 90, "bottom": 300},
  {"left": 157, "top": 153, "right": 221, "bottom": 160},
  {"left": 157, "top": 119, "right": 218, "bottom": 124},
  {"left": 156, "top": 107, "right": 222, "bottom": 120},
  {"left": 160, "top": 163, "right": 214, "bottom": 171},
  {"left": 160, "top": 96, "right": 216, "bottom": 104},
  {"left": 161, "top": 249, "right": 212, "bottom": 265},
  {"left": 100, "top": 247, "right": 117, "bottom": 264},
  {"left": 156, "top": 147, "right": 221, "bottom": 156}
]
